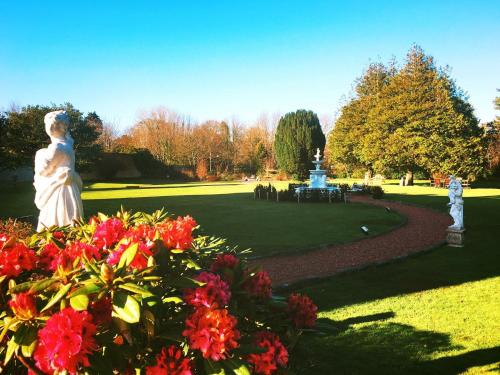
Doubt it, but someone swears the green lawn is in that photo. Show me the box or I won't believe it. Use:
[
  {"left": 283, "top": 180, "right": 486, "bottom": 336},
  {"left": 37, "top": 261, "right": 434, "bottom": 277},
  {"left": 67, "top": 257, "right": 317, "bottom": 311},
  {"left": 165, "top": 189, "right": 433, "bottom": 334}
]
[
  {"left": 2, "top": 179, "right": 498, "bottom": 374},
  {"left": 0, "top": 180, "right": 402, "bottom": 258},
  {"left": 289, "top": 183, "right": 500, "bottom": 374}
]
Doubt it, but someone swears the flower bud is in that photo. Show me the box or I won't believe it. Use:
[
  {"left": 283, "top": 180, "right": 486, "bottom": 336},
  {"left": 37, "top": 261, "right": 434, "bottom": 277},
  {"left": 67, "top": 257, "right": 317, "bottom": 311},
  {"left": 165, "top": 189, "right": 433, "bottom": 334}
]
[
  {"left": 9, "top": 293, "right": 37, "bottom": 320},
  {"left": 100, "top": 263, "right": 114, "bottom": 282}
]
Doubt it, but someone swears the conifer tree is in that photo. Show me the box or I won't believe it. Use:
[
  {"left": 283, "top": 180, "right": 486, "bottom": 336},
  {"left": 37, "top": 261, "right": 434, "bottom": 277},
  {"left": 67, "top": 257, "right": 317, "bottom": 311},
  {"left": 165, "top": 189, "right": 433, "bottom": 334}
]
[{"left": 274, "top": 110, "right": 326, "bottom": 179}]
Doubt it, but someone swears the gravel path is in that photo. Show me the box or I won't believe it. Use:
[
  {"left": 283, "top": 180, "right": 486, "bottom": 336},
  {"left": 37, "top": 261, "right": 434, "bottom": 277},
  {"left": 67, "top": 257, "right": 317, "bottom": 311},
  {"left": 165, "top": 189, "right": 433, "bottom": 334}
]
[{"left": 250, "top": 196, "right": 451, "bottom": 286}]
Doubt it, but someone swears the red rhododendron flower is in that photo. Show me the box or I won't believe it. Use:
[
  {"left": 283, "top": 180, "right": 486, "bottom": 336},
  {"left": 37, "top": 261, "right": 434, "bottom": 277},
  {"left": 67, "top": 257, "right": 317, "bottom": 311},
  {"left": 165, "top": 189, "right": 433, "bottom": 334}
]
[
  {"left": 34, "top": 308, "right": 98, "bottom": 375},
  {"left": 159, "top": 216, "right": 197, "bottom": 251},
  {"left": 210, "top": 254, "right": 239, "bottom": 273},
  {"left": 244, "top": 270, "right": 272, "bottom": 299},
  {"left": 106, "top": 239, "right": 154, "bottom": 270},
  {"left": 247, "top": 332, "right": 289, "bottom": 375},
  {"left": 89, "top": 297, "right": 113, "bottom": 326},
  {"left": 183, "top": 307, "right": 240, "bottom": 361},
  {"left": 287, "top": 293, "right": 318, "bottom": 328},
  {"left": 93, "top": 218, "right": 125, "bottom": 249},
  {"left": 146, "top": 345, "right": 193, "bottom": 375},
  {"left": 39, "top": 241, "right": 101, "bottom": 272},
  {"left": 0, "top": 237, "right": 36, "bottom": 278},
  {"left": 184, "top": 272, "right": 231, "bottom": 308},
  {"left": 9, "top": 292, "right": 37, "bottom": 320},
  {"left": 52, "top": 231, "right": 65, "bottom": 240},
  {"left": 133, "top": 224, "right": 158, "bottom": 242}
]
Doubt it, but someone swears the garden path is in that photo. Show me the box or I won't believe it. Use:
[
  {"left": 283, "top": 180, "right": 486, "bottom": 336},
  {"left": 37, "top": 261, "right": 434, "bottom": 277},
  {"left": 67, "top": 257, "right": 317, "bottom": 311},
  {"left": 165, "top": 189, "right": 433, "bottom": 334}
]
[{"left": 250, "top": 196, "right": 451, "bottom": 286}]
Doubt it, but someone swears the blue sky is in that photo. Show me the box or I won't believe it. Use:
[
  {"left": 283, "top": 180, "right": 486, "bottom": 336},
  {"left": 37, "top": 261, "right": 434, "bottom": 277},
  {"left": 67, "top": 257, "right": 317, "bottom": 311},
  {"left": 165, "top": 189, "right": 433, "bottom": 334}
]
[{"left": 1, "top": 1, "right": 499, "bottom": 131}]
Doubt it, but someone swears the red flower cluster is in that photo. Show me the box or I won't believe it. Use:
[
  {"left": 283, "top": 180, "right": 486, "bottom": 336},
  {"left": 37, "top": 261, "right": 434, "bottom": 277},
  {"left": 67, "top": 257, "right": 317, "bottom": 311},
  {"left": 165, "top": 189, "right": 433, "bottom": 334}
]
[
  {"left": 247, "top": 332, "right": 289, "bottom": 375},
  {"left": 0, "top": 234, "right": 36, "bottom": 278},
  {"left": 210, "top": 253, "right": 239, "bottom": 273},
  {"left": 183, "top": 307, "right": 240, "bottom": 361},
  {"left": 9, "top": 292, "right": 37, "bottom": 320},
  {"left": 146, "top": 345, "right": 193, "bottom": 375},
  {"left": 287, "top": 293, "right": 318, "bottom": 328},
  {"left": 244, "top": 270, "right": 272, "bottom": 299},
  {"left": 93, "top": 218, "right": 125, "bottom": 249},
  {"left": 105, "top": 224, "right": 157, "bottom": 269},
  {"left": 106, "top": 238, "right": 154, "bottom": 270},
  {"left": 184, "top": 272, "right": 231, "bottom": 308},
  {"left": 159, "top": 216, "right": 197, "bottom": 250},
  {"left": 40, "top": 241, "right": 101, "bottom": 272},
  {"left": 34, "top": 308, "right": 98, "bottom": 375}
]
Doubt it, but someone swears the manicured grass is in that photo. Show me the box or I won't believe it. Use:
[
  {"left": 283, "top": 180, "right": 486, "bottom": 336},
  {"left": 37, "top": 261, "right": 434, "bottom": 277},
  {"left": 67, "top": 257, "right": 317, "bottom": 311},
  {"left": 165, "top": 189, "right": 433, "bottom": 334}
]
[
  {"left": 0, "top": 180, "right": 403, "bottom": 258},
  {"left": 3, "top": 179, "right": 498, "bottom": 373},
  {"left": 289, "top": 182, "right": 500, "bottom": 374}
]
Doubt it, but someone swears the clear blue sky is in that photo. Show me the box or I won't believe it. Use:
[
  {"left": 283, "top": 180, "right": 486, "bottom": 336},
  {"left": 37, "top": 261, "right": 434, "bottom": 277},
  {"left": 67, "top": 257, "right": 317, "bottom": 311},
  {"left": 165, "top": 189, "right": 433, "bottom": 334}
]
[{"left": 1, "top": 0, "right": 499, "bottom": 131}]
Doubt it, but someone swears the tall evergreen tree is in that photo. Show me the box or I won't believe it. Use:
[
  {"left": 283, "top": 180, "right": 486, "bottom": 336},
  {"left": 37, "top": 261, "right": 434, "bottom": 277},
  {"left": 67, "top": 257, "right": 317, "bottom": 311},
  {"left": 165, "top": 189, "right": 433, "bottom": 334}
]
[{"left": 274, "top": 110, "right": 325, "bottom": 179}]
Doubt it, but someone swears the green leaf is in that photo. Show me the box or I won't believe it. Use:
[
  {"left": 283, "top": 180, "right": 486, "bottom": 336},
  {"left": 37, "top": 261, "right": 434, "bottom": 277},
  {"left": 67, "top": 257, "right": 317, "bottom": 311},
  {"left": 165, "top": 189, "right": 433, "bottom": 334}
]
[
  {"left": 9, "top": 278, "right": 57, "bottom": 294},
  {"left": 29, "top": 278, "right": 59, "bottom": 293},
  {"left": 21, "top": 338, "right": 37, "bottom": 357},
  {"left": 118, "top": 283, "right": 153, "bottom": 297},
  {"left": 118, "top": 243, "right": 139, "bottom": 270},
  {"left": 69, "top": 283, "right": 101, "bottom": 298},
  {"left": 97, "top": 212, "right": 109, "bottom": 222},
  {"left": 41, "top": 283, "right": 72, "bottom": 312},
  {"left": 162, "top": 296, "right": 183, "bottom": 304},
  {"left": 183, "top": 257, "right": 201, "bottom": 270},
  {"left": 224, "top": 359, "right": 251, "bottom": 375},
  {"left": 70, "top": 294, "right": 89, "bottom": 311},
  {"left": 171, "top": 276, "right": 206, "bottom": 289},
  {"left": 112, "top": 292, "right": 140, "bottom": 323},
  {"left": 0, "top": 317, "right": 17, "bottom": 344},
  {"left": 18, "top": 325, "right": 37, "bottom": 358},
  {"left": 4, "top": 337, "right": 19, "bottom": 365},
  {"left": 204, "top": 359, "right": 225, "bottom": 375}
]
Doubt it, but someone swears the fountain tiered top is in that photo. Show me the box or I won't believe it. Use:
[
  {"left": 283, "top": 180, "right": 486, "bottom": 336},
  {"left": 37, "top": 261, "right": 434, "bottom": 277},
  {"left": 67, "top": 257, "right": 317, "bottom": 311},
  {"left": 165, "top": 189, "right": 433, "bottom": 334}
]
[{"left": 309, "top": 148, "right": 328, "bottom": 189}]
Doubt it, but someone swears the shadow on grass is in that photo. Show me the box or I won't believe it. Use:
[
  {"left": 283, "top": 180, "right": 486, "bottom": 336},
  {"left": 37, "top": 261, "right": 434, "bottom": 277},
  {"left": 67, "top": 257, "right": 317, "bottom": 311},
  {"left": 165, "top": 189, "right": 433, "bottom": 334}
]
[
  {"left": 291, "top": 320, "right": 465, "bottom": 374},
  {"left": 288, "top": 191, "right": 500, "bottom": 310},
  {"left": 83, "top": 182, "right": 244, "bottom": 192},
  {"left": 417, "top": 346, "right": 500, "bottom": 374}
]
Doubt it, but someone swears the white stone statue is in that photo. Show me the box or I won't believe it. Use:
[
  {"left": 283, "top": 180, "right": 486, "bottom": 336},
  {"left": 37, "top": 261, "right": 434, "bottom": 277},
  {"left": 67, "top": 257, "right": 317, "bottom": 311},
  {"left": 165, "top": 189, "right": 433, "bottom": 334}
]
[
  {"left": 314, "top": 148, "right": 321, "bottom": 162},
  {"left": 447, "top": 175, "right": 464, "bottom": 230},
  {"left": 34, "top": 110, "right": 83, "bottom": 231}
]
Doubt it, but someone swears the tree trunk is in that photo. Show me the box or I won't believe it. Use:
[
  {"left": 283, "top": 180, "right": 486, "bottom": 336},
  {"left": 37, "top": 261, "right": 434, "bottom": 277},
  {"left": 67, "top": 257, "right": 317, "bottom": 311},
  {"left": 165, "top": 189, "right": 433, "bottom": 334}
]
[{"left": 404, "top": 170, "right": 414, "bottom": 186}]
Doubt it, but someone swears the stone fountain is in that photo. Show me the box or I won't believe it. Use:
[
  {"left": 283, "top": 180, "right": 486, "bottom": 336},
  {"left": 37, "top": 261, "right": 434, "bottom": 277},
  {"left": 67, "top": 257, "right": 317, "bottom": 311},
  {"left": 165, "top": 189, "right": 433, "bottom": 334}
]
[
  {"left": 310, "top": 148, "right": 328, "bottom": 188},
  {"left": 294, "top": 148, "right": 340, "bottom": 200}
]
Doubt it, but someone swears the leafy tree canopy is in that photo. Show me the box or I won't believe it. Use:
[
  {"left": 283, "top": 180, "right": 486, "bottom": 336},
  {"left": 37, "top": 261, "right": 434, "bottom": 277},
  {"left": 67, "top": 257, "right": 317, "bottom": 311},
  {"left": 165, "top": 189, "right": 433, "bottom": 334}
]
[
  {"left": 274, "top": 109, "right": 326, "bottom": 179},
  {"left": 327, "top": 45, "right": 487, "bottom": 181},
  {"left": 0, "top": 103, "right": 102, "bottom": 171}
]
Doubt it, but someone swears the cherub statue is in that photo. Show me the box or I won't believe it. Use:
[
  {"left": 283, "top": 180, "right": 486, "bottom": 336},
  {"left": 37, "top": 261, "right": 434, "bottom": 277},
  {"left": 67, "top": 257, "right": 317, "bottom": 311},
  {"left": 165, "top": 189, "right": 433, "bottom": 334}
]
[
  {"left": 34, "top": 110, "right": 83, "bottom": 231},
  {"left": 447, "top": 175, "right": 464, "bottom": 230}
]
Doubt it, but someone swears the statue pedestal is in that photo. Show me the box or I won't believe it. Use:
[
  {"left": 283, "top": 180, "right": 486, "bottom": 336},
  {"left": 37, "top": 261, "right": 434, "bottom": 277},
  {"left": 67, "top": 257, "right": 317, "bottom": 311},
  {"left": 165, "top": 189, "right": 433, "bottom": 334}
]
[{"left": 446, "top": 227, "right": 465, "bottom": 247}]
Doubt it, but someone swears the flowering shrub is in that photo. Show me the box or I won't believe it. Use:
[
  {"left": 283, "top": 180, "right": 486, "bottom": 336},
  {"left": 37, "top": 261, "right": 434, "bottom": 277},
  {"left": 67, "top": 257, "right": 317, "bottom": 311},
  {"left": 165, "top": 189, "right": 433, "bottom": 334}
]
[{"left": 0, "top": 209, "right": 318, "bottom": 374}]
